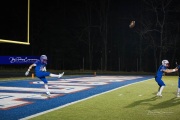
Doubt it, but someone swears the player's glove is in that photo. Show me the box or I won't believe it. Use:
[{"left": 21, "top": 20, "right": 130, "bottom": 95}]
[{"left": 25, "top": 70, "right": 29, "bottom": 76}]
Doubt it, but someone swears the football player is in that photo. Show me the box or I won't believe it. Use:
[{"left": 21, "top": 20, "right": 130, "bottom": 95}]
[
  {"left": 155, "top": 60, "right": 177, "bottom": 97},
  {"left": 25, "top": 55, "right": 64, "bottom": 97}
]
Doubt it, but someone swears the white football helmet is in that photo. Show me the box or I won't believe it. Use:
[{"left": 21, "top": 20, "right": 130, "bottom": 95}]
[
  {"left": 162, "top": 60, "right": 169, "bottom": 67},
  {"left": 40, "top": 55, "right": 48, "bottom": 64}
]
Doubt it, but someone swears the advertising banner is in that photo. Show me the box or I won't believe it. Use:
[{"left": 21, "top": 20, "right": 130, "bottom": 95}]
[{"left": 0, "top": 56, "right": 39, "bottom": 64}]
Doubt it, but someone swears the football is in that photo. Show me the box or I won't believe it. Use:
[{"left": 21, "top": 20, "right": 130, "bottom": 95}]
[{"left": 129, "top": 21, "right": 135, "bottom": 28}]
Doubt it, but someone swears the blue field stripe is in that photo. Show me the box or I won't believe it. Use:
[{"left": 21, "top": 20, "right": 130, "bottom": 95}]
[{"left": 0, "top": 75, "right": 153, "bottom": 120}]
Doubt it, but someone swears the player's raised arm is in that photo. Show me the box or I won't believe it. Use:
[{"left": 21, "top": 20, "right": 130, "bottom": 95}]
[{"left": 25, "top": 64, "right": 36, "bottom": 76}]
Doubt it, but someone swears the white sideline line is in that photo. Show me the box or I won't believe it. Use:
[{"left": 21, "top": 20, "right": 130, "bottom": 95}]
[{"left": 20, "top": 78, "right": 153, "bottom": 120}]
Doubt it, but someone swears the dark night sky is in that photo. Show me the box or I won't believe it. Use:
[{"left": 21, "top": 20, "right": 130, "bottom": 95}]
[{"left": 0, "top": 0, "right": 180, "bottom": 72}]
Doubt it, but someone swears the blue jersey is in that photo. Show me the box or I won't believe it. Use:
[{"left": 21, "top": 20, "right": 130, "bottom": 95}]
[
  {"left": 34, "top": 60, "right": 47, "bottom": 73},
  {"left": 156, "top": 65, "right": 167, "bottom": 79},
  {"left": 177, "top": 65, "right": 180, "bottom": 70},
  {"left": 177, "top": 65, "right": 180, "bottom": 77}
]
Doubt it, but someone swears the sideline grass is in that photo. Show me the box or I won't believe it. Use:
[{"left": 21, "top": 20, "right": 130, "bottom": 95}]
[{"left": 30, "top": 76, "right": 180, "bottom": 120}]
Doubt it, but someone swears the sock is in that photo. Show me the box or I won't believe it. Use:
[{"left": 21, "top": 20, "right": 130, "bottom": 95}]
[
  {"left": 159, "top": 86, "right": 164, "bottom": 95},
  {"left": 178, "top": 88, "right": 180, "bottom": 93},
  {"left": 44, "top": 84, "right": 50, "bottom": 94},
  {"left": 50, "top": 73, "right": 59, "bottom": 77},
  {"left": 177, "top": 78, "right": 180, "bottom": 94}
]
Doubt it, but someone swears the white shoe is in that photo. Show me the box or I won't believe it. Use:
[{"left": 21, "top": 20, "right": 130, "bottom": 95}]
[
  {"left": 177, "top": 93, "right": 180, "bottom": 98},
  {"left": 58, "top": 72, "right": 64, "bottom": 78},
  {"left": 46, "top": 92, "right": 51, "bottom": 97},
  {"left": 156, "top": 92, "right": 162, "bottom": 97}
]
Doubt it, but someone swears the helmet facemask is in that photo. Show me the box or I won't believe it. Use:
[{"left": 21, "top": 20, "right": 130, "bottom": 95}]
[{"left": 166, "top": 63, "right": 170, "bottom": 68}]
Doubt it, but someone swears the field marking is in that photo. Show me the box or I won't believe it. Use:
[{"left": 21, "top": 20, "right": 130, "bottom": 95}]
[{"left": 20, "top": 77, "right": 153, "bottom": 120}]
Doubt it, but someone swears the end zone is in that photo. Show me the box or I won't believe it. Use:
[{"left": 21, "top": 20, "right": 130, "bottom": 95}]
[{"left": 0, "top": 75, "right": 153, "bottom": 120}]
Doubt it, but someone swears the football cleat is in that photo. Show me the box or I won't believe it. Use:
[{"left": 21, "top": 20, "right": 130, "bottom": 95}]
[
  {"left": 58, "top": 72, "right": 64, "bottom": 78},
  {"left": 46, "top": 92, "right": 51, "bottom": 98},
  {"left": 177, "top": 93, "right": 180, "bottom": 98},
  {"left": 156, "top": 92, "right": 162, "bottom": 97}
]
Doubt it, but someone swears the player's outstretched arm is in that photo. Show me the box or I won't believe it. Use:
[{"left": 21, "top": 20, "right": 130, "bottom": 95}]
[
  {"left": 164, "top": 68, "right": 178, "bottom": 73},
  {"left": 25, "top": 64, "right": 36, "bottom": 76}
]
